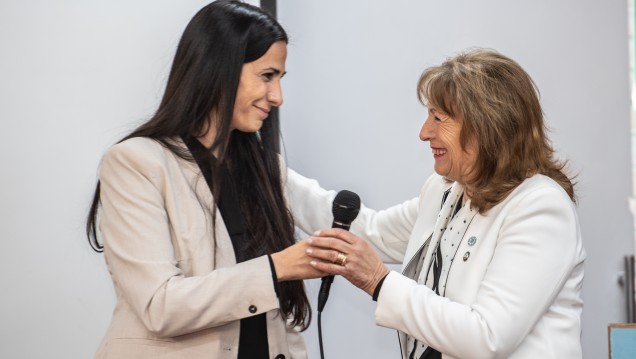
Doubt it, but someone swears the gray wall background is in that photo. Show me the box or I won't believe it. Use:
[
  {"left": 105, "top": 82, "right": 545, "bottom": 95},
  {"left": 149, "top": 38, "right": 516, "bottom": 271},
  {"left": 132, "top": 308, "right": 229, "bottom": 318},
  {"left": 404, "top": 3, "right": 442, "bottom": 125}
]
[{"left": 0, "top": 1, "right": 633, "bottom": 358}]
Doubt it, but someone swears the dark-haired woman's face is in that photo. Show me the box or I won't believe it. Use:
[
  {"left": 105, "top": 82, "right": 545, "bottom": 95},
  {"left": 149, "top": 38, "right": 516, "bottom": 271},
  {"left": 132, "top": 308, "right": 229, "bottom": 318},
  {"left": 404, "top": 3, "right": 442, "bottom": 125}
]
[{"left": 232, "top": 41, "right": 287, "bottom": 133}]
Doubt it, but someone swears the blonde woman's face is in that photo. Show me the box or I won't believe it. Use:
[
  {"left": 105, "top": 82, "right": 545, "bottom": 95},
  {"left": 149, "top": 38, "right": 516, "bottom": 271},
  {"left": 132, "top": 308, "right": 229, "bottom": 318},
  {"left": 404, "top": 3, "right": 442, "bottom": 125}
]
[{"left": 419, "top": 106, "right": 477, "bottom": 184}]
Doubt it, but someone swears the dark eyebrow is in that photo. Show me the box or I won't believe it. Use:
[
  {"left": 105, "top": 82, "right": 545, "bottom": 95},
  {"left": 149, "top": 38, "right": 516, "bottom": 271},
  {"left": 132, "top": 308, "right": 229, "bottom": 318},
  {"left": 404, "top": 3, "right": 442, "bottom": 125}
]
[{"left": 263, "top": 67, "right": 287, "bottom": 77}]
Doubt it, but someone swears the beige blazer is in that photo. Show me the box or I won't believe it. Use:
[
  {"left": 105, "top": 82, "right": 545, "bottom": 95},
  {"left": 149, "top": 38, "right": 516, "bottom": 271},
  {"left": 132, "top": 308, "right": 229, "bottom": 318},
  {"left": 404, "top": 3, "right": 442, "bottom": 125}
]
[{"left": 94, "top": 137, "right": 306, "bottom": 359}]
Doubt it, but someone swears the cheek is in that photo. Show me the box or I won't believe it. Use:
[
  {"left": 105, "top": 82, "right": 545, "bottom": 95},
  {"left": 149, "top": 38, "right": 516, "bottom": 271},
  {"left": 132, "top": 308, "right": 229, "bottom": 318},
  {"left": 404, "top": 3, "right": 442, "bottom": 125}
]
[
  {"left": 439, "top": 128, "right": 461, "bottom": 150},
  {"left": 235, "top": 77, "right": 261, "bottom": 105},
  {"left": 233, "top": 89, "right": 246, "bottom": 109},
  {"left": 231, "top": 96, "right": 246, "bottom": 122},
  {"left": 234, "top": 88, "right": 257, "bottom": 113}
]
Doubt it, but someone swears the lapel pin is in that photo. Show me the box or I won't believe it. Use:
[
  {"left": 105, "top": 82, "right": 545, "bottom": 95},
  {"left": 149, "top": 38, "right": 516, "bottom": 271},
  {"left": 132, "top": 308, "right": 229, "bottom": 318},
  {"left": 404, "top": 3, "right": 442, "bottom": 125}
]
[
  {"left": 467, "top": 236, "right": 477, "bottom": 246},
  {"left": 463, "top": 251, "right": 470, "bottom": 261}
]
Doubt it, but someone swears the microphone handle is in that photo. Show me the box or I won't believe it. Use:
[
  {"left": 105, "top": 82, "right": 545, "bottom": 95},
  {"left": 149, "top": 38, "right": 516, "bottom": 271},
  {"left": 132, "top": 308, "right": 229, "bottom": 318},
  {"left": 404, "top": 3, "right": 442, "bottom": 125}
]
[
  {"left": 317, "top": 275, "right": 334, "bottom": 312},
  {"left": 317, "top": 221, "right": 351, "bottom": 312}
]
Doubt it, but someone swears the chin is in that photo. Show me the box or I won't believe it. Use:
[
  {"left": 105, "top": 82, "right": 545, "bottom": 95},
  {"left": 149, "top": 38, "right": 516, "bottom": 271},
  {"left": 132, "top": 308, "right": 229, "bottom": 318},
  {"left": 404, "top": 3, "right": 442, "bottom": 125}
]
[
  {"left": 434, "top": 169, "right": 455, "bottom": 182},
  {"left": 251, "top": 123, "right": 264, "bottom": 133},
  {"left": 233, "top": 120, "right": 264, "bottom": 133}
]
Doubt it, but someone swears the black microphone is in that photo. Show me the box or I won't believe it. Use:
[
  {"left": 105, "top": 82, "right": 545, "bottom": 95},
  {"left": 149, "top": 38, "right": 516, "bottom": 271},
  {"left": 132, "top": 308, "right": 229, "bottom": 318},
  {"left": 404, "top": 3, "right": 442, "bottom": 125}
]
[{"left": 317, "top": 190, "right": 361, "bottom": 312}]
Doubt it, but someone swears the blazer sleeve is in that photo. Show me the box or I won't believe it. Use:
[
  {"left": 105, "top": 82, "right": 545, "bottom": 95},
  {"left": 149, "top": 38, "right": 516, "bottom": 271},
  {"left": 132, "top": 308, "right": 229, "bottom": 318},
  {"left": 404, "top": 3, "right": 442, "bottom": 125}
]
[
  {"left": 375, "top": 183, "right": 583, "bottom": 358},
  {"left": 98, "top": 140, "right": 280, "bottom": 338},
  {"left": 285, "top": 167, "right": 419, "bottom": 263}
]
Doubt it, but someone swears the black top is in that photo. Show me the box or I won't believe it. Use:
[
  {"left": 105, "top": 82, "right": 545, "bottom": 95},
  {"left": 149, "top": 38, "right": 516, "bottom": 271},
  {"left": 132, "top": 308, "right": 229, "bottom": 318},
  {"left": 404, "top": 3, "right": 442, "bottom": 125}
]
[{"left": 183, "top": 136, "right": 270, "bottom": 359}]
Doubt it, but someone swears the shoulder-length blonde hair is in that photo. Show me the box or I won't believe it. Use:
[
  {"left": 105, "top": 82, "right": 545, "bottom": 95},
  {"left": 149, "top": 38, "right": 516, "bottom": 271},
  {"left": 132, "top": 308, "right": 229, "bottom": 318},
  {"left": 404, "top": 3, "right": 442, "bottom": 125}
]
[{"left": 417, "top": 48, "right": 575, "bottom": 213}]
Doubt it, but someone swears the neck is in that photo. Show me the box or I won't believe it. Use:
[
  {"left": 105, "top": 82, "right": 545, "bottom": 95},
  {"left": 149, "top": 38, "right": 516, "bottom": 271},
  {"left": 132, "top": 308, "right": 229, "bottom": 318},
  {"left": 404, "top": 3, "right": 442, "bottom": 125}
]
[
  {"left": 460, "top": 186, "right": 472, "bottom": 204},
  {"left": 197, "top": 119, "right": 221, "bottom": 156},
  {"left": 197, "top": 134, "right": 214, "bottom": 149},
  {"left": 198, "top": 114, "right": 221, "bottom": 149}
]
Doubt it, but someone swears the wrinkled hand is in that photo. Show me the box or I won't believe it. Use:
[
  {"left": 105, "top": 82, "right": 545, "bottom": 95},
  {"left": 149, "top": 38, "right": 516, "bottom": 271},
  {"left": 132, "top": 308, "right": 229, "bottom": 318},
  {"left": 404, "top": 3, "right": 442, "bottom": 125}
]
[
  {"left": 306, "top": 228, "right": 390, "bottom": 297},
  {"left": 271, "top": 239, "right": 326, "bottom": 281}
]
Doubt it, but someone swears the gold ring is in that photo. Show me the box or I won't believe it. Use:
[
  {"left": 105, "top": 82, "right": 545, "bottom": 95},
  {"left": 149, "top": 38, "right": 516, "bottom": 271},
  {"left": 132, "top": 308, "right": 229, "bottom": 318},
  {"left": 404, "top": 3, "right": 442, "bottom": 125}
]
[{"left": 336, "top": 252, "right": 347, "bottom": 266}]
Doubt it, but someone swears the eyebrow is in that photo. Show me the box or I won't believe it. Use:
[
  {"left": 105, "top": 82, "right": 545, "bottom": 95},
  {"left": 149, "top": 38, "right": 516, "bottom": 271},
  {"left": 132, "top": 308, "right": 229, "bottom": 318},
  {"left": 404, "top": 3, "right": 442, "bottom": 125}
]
[
  {"left": 263, "top": 67, "right": 287, "bottom": 77},
  {"left": 430, "top": 108, "right": 450, "bottom": 121}
]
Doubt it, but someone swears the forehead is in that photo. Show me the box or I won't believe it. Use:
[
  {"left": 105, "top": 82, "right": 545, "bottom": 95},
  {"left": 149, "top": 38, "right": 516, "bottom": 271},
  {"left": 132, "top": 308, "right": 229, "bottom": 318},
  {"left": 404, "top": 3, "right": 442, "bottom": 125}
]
[
  {"left": 423, "top": 81, "right": 460, "bottom": 118},
  {"left": 250, "top": 41, "right": 287, "bottom": 68}
]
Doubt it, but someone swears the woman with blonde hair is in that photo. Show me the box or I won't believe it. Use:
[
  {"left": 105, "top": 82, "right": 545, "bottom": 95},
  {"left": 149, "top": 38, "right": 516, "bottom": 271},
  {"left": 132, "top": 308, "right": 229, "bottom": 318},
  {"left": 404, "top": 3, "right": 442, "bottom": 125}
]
[{"left": 289, "top": 48, "right": 585, "bottom": 358}]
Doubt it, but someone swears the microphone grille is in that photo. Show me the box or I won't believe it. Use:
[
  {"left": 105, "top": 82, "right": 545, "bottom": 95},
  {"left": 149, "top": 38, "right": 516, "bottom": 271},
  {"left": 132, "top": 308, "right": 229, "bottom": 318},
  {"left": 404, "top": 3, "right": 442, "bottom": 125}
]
[{"left": 332, "top": 190, "right": 361, "bottom": 223}]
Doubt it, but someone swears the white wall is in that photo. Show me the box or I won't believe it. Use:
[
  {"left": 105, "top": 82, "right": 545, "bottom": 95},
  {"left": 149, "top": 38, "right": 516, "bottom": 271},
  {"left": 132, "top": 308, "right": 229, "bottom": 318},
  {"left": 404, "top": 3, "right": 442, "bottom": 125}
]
[
  {"left": 0, "top": 1, "right": 632, "bottom": 359},
  {"left": 0, "top": 1, "right": 211, "bottom": 358}
]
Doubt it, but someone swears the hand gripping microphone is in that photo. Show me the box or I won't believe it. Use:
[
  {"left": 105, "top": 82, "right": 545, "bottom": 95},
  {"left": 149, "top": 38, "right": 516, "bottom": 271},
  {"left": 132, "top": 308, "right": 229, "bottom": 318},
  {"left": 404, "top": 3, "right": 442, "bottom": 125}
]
[{"left": 317, "top": 190, "right": 361, "bottom": 312}]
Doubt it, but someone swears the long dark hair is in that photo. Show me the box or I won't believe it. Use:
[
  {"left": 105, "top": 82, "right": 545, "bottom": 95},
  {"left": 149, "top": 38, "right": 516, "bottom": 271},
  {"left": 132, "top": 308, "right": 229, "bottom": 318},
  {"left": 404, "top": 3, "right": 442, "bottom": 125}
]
[{"left": 86, "top": 0, "right": 311, "bottom": 330}]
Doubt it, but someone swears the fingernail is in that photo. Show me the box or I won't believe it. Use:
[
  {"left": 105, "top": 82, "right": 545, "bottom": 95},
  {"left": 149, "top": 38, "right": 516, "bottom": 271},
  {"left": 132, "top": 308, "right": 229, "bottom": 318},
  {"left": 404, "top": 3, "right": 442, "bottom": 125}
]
[
  {"left": 307, "top": 238, "right": 313, "bottom": 244},
  {"left": 312, "top": 231, "right": 320, "bottom": 236},
  {"left": 306, "top": 248, "right": 312, "bottom": 254},
  {"left": 310, "top": 261, "right": 316, "bottom": 266}
]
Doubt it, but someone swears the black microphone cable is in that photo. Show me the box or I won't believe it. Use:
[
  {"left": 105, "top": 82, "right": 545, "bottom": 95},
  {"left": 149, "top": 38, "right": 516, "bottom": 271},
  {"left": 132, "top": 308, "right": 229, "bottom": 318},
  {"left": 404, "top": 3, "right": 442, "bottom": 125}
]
[{"left": 317, "top": 190, "right": 361, "bottom": 359}]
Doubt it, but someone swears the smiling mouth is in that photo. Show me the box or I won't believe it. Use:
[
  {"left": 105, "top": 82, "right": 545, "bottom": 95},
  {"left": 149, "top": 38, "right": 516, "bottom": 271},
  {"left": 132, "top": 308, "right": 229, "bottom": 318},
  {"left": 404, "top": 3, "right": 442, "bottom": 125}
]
[
  {"left": 432, "top": 148, "right": 446, "bottom": 157},
  {"left": 255, "top": 106, "right": 270, "bottom": 116}
]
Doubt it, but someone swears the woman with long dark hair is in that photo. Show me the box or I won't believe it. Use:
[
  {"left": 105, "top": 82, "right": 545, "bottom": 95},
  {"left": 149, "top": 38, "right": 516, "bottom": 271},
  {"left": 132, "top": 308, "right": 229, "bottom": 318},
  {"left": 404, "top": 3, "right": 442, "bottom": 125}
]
[{"left": 87, "top": 2, "right": 321, "bottom": 358}]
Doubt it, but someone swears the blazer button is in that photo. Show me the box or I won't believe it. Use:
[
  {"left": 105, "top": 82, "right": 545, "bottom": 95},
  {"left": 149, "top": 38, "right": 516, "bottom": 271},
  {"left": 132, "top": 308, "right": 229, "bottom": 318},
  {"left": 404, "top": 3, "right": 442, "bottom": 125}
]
[
  {"left": 275, "top": 355, "right": 286, "bottom": 359},
  {"left": 248, "top": 305, "right": 257, "bottom": 314}
]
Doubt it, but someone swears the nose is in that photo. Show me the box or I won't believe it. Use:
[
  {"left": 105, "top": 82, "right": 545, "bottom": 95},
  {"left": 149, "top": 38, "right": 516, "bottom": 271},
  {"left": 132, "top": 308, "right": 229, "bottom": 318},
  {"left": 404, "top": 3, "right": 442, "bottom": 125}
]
[
  {"left": 419, "top": 115, "right": 434, "bottom": 142},
  {"left": 267, "top": 82, "right": 283, "bottom": 107}
]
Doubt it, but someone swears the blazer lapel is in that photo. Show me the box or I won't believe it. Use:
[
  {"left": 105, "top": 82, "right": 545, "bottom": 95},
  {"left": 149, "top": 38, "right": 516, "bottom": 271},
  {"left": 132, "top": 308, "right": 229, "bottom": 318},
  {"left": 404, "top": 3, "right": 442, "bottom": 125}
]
[
  {"left": 415, "top": 182, "right": 464, "bottom": 284},
  {"left": 175, "top": 137, "right": 237, "bottom": 269}
]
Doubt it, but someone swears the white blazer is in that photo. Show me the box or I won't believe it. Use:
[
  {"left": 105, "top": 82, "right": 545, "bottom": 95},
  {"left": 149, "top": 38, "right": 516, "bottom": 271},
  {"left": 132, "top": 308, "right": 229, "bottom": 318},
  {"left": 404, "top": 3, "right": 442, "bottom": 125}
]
[
  {"left": 286, "top": 170, "right": 585, "bottom": 359},
  {"left": 94, "top": 137, "right": 306, "bottom": 359}
]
